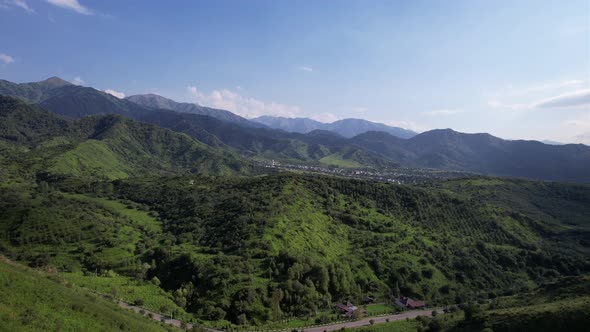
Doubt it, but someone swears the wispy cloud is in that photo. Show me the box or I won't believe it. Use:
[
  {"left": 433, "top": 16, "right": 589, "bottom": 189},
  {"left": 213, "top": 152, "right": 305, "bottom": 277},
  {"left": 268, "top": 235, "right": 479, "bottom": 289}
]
[
  {"left": 0, "top": 52, "right": 15, "bottom": 64},
  {"left": 424, "top": 109, "right": 464, "bottom": 116},
  {"left": 187, "top": 86, "right": 301, "bottom": 118},
  {"left": 1, "top": 0, "right": 34, "bottom": 13},
  {"left": 298, "top": 66, "right": 313, "bottom": 72},
  {"left": 71, "top": 76, "right": 85, "bottom": 85},
  {"left": 104, "top": 89, "right": 125, "bottom": 99},
  {"left": 489, "top": 88, "right": 590, "bottom": 111},
  {"left": 46, "top": 0, "right": 92, "bottom": 15},
  {"left": 490, "top": 79, "right": 585, "bottom": 99},
  {"left": 535, "top": 89, "right": 590, "bottom": 109}
]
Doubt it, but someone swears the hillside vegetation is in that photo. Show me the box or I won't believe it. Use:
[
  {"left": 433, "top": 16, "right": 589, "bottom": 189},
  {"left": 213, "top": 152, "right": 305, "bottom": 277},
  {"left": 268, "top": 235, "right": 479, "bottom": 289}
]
[
  {"left": 1, "top": 169, "right": 588, "bottom": 327},
  {"left": 0, "top": 80, "right": 589, "bottom": 330},
  {"left": 0, "top": 256, "right": 176, "bottom": 331},
  {"left": 0, "top": 96, "right": 251, "bottom": 179}
]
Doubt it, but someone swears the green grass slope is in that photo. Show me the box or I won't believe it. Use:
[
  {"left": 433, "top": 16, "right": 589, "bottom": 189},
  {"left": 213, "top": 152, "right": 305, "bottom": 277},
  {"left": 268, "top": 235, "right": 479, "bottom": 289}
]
[{"left": 0, "top": 256, "right": 176, "bottom": 332}]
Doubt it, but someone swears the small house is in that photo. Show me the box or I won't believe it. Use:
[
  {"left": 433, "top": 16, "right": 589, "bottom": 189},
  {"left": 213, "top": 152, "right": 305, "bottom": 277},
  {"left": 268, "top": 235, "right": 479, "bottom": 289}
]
[
  {"left": 395, "top": 297, "right": 426, "bottom": 309},
  {"left": 335, "top": 302, "right": 365, "bottom": 317}
]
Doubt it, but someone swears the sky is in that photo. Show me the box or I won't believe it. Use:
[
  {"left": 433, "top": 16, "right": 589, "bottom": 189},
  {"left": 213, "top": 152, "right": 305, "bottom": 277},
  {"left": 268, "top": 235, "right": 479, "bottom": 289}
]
[{"left": 1, "top": 0, "right": 589, "bottom": 144}]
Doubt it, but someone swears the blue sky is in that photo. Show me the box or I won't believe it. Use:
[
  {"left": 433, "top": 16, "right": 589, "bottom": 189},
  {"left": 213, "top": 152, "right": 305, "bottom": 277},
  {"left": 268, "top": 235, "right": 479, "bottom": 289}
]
[{"left": 1, "top": 0, "right": 589, "bottom": 143}]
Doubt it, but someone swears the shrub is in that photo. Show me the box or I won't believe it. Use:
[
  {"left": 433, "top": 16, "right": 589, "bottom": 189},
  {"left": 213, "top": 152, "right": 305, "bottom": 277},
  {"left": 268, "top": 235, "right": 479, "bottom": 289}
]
[{"left": 151, "top": 276, "right": 161, "bottom": 286}]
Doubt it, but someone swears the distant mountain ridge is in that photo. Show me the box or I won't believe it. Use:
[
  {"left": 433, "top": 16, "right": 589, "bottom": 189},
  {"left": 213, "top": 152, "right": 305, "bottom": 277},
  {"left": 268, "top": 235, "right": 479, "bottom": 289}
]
[
  {"left": 126, "top": 93, "right": 265, "bottom": 128},
  {"left": 350, "top": 129, "right": 590, "bottom": 182},
  {"left": 0, "top": 76, "right": 73, "bottom": 103},
  {"left": 252, "top": 115, "right": 417, "bottom": 138},
  {"left": 1, "top": 77, "right": 590, "bottom": 182}
]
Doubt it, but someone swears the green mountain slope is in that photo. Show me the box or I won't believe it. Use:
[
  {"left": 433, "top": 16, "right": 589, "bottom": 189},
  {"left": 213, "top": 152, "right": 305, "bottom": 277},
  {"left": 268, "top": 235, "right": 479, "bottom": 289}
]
[
  {"left": 0, "top": 96, "right": 251, "bottom": 179},
  {"left": 2, "top": 170, "right": 587, "bottom": 326},
  {"left": 0, "top": 256, "right": 176, "bottom": 332},
  {"left": 0, "top": 77, "right": 72, "bottom": 103},
  {"left": 351, "top": 129, "right": 590, "bottom": 182},
  {"left": 0, "top": 78, "right": 393, "bottom": 168}
]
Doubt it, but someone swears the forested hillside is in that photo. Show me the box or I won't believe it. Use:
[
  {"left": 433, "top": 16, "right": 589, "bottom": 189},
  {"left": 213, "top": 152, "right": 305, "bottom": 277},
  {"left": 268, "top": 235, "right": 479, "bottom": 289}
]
[
  {"left": 1, "top": 170, "right": 588, "bottom": 327},
  {"left": 0, "top": 96, "right": 250, "bottom": 179}
]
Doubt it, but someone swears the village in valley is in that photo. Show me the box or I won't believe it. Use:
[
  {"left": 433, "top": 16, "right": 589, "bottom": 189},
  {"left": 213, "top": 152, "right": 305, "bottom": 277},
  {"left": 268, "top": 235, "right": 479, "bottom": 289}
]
[{"left": 259, "top": 160, "right": 477, "bottom": 185}]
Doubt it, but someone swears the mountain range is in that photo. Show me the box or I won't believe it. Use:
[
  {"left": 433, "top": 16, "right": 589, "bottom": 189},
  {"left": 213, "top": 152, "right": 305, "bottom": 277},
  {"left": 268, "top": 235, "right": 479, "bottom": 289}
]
[
  {"left": 252, "top": 115, "right": 417, "bottom": 138},
  {"left": 1, "top": 77, "right": 590, "bottom": 331},
  {"left": 126, "top": 93, "right": 265, "bottom": 128},
  {"left": 1, "top": 77, "right": 590, "bottom": 182},
  {"left": 0, "top": 96, "right": 249, "bottom": 179}
]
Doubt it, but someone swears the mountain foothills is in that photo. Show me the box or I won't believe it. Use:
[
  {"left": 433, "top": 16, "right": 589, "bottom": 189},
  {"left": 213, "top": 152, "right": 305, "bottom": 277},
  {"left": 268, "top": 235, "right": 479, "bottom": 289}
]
[
  {"left": 0, "top": 78, "right": 590, "bottom": 331},
  {"left": 2, "top": 77, "right": 589, "bottom": 183},
  {"left": 0, "top": 97, "right": 250, "bottom": 179}
]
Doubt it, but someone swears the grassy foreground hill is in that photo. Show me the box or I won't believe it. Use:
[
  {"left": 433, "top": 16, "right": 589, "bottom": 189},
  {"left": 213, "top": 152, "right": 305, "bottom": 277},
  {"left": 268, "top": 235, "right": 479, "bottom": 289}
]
[{"left": 0, "top": 256, "right": 177, "bottom": 331}]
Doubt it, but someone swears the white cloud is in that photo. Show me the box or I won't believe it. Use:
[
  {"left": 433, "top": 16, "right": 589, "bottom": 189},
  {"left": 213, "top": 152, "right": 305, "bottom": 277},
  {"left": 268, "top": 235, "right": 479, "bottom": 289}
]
[
  {"left": 46, "top": 0, "right": 92, "bottom": 15},
  {"left": 1, "top": 0, "right": 34, "bottom": 13},
  {"left": 0, "top": 52, "right": 14, "bottom": 64},
  {"left": 5, "top": 0, "right": 33, "bottom": 13},
  {"left": 298, "top": 66, "right": 313, "bottom": 72},
  {"left": 488, "top": 88, "right": 590, "bottom": 111},
  {"left": 71, "top": 76, "right": 85, "bottom": 85},
  {"left": 187, "top": 86, "right": 302, "bottom": 118},
  {"left": 534, "top": 89, "right": 590, "bottom": 109},
  {"left": 105, "top": 89, "right": 125, "bottom": 99},
  {"left": 424, "top": 109, "right": 464, "bottom": 116},
  {"left": 490, "top": 79, "right": 585, "bottom": 99}
]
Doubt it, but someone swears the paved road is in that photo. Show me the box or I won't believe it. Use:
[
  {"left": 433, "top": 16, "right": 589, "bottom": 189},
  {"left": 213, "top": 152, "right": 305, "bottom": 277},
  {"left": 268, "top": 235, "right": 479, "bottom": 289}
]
[
  {"left": 301, "top": 309, "right": 439, "bottom": 332},
  {"left": 118, "top": 300, "right": 222, "bottom": 332},
  {"left": 119, "top": 299, "right": 437, "bottom": 332}
]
